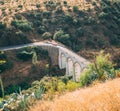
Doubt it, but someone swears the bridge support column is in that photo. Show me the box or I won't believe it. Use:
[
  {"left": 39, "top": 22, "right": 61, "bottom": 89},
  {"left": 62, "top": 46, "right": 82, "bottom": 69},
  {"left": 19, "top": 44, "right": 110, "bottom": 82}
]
[
  {"left": 59, "top": 51, "right": 66, "bottom": 69},
  {"left": 74, "top": 63, "right": 82, "bottom": 81},
  {"left": 66, "top": 58, "right": 74, "bottom": 77}
]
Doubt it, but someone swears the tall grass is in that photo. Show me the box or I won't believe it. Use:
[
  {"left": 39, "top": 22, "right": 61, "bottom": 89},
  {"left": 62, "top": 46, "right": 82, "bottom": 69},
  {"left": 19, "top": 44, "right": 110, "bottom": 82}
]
[{"left": 29, "top": 78, "right": 120, "bottom": 111}]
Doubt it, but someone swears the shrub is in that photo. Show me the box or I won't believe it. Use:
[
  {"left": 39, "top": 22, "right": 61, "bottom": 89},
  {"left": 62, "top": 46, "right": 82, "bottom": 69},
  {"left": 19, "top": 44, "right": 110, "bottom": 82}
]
[
  {"left": 36, "top": 3, "right": 40, "bottom": 9},
  {"left": 0, "top": 52, "right": 13, "bottom": 73},
  {"left": 0, "top": 1, "right": 4, "bottom": 5},
  {"left": 18, "top": 4, "right": 23, "bottom": 8},
  {"left": 56, "top": 6, "right": 63, "bottom": 13},
  {"left": 63, "top": 1, "right": 67, "bottom": 6},
  {"left": 0, "top": 60, "right": 13, "bottom": 73},
  {"left": 37, "top": 26, "right": 46, "bottom": 34},
  {"left": 42, "top": 32, "right": 52, "bottom": 40},
  {"left": 57, "top": 81, "right": 66, "bottom": 93},
  {"left": 15, "top": 31, "right": 28, "bottom": 43},
  {"left": 80, "top": 51, "right": 116, "bottom": 86},
  {"left": 109, "top": 35, "right": 120, "bottom": 46},
  {"left": 73, "top": 6, "right": 79, "bottom": 12},
  {"left": 64, "top": 14, "right": 73, "bottom": 22},
  {"left": 92, "top": 25, "right": 99, "bottom": 32},
  {"left": 0, "top": 22, "right": 6, "bottom": 29},
  {"left": 99, "top": 12, "right": 108, "bottom": 19},
  {"left": 76, "top": 27, "right": 85, "bottom": 37},
  {"left": 16, "top": 50, "right": 33, "bottom": 61},
  {"left": 50, "top": 18, "right": 58, "bottom": 24},
  {"left": 42, "top": 11, "right": 51, "bottom": 18},
  {"left": 53, "top": 30, "right": 70, "bottom": 45},
  {"left": 72, "top": 19, "right": 78, "bottom": 26},
  {"left": 11, "top": 20, "right": 33, "bottom": 32},
  {"left": 53, "top": 30, "right": 64, "bottom": 40},
  {"left": 66, "top": 81, "right": 79, "bottom": 91},
  {"left": 15, "top": 14, "right": 22, "bottom": 20}
]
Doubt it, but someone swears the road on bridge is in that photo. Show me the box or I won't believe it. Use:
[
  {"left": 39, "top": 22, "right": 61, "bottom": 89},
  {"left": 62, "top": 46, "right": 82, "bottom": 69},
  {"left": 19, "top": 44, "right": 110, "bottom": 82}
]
[{"left": 0, "top": 41, "right": 89, "bottom": 64}]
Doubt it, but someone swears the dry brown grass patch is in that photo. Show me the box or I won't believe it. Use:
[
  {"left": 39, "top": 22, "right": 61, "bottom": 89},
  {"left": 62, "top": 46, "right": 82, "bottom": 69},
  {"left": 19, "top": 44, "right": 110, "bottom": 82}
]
[{"left": 29, "top": 78, "right": 120, "bottom": 111}]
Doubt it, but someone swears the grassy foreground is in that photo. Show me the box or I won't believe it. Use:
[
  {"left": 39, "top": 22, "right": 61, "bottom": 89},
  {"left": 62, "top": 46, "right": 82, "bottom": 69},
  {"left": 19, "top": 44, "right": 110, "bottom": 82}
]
[{"left": 29, "top": 78, "right": 120, "bottom": 111}]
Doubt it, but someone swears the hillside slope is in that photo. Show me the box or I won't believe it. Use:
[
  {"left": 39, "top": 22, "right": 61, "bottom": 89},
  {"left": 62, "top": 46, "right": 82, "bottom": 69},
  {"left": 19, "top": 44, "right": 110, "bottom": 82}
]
[
  {"left": 0, "top": 0, "right": 120, "bottom": 48},
  {"left": 29, "top": 78, "right": 120, "bottom": 111}
]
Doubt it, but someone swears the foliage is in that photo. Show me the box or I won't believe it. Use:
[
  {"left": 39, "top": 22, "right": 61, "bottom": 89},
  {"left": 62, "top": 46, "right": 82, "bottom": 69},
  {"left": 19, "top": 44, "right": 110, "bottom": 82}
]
[
  {"left": 0, "top": 52, "right": 13, "bottom": 73},
  {"left": 32, "top": 51, "right": 37, "bottom": 66},
  {"left": 73, "top": 6, "right": 79, "bottom": 12},
  {"left": 53, "top": 30, "right": 70, "bottom": 45},
  {"left": 11, "top": 20, "right": 33, "bottom": 32},
  {"left": 16, "top": 50, "right": 33, "bottom": 61},
  {"left": 80, "top": 51, "right": 116, "bottom": 86},
  {"left": 42, "top": 32, "right": 52, "bottom": 40},
  {"left": 16, "top": 46, "right": 48, "bottom": 61},
  {"left": 39, "top": 76, "right": 79, "bottom": 98},
  {"left": 0, "top": 77, "right": 4, "bottom": 99},
  {"left": 0, "top": 22, "right": 6, "bottom": 29},
  {"left": 0, "top": 76, "right": 80, "bottom": 110},
  {"left": 37, "top": 26, "right": 46, "bottom": 34},
  {"left": 42, "top": 11, "right": 51, "bottom": 18},
  {"left": 66, "top": 80, "right": 80, "bottom": 91}
]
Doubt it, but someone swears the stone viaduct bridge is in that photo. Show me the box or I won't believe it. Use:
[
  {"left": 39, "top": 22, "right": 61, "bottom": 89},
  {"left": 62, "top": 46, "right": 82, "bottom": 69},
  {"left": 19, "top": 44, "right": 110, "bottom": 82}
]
[{"left": 0, "top": 41, "right": 90, "bottom": 81}]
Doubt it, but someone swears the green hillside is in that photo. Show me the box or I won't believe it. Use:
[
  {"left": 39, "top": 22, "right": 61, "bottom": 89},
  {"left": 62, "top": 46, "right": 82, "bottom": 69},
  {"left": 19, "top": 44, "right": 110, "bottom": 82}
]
[{"left": 0, "top": 0, "right": 120, "bottom": 48}]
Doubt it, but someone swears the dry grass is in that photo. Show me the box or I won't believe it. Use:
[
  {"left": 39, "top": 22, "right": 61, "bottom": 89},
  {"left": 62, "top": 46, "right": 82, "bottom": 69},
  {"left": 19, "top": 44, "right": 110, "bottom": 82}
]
[
  {"left": 29, "top": 78, "right": 120, "bottom": 111},
  {"left": 0, "top": 0, "right": 93, "bottom": 24}
]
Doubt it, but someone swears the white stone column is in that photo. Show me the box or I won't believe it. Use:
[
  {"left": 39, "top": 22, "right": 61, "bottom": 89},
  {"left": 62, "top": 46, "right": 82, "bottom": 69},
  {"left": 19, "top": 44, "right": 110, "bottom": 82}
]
[
  {"left": 66, "top": 58, "right": 74, "bottom": 76},
  {"left": 74, "top": 62, "right": 82, "bottom": 81}
]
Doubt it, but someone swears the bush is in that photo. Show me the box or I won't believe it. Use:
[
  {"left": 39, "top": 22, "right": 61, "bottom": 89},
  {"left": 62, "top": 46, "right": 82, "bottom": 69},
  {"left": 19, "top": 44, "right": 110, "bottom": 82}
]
[
  {"left": 37, "top": 26, "right": 46, "bottom": 34},
  {"left": 42, "top": 11, "right": 51, "bottom": 18},
  {"left": 73, "top": 6, "right": 79, "bottom": 12},
  {"left": 36, "top": 3, "right": 40, "bottom": 8},
  {"left": 0, "top": 60, "right": 13, "bottom": 73},
  {"left": 11, "top": 20, "right": 33, "bottom": 32},
  {"left": 42, "top": 32, "right": 52, "bottom": 39},
  {"left": 80, "top": 51, "right": 116, "bottom": 86},
  {"left": 0, "top": 22, "right": 6, "bottom": 29},
  {"left": 56, "top": 6, "right": 63, "bottom": 13},
  {"left": 16, "top": 50, "right": 33, "bottom": 61},
  {"left": 53, "top": 30, "right": 70, "bottom": 45},
  {"left": 0, "top": 52, "right": 13, "bottom": 73},
  {"left": 0, "top": 1, "right": 4, "bottom": 5},
  {"left": 63, "top": 1, "right": 67, "bottom": 6},
  {"left": 15, "top": 31, "right": 29, "bottom": 43},
  {"left": 53, "top": 30, "right": 64, "bottom": 40},
  {"left": 76, "top": 27, "right": 85, "bottom": 37},
  {"left": 66, "top": 81, "right": 79, "bottom": 91},
  {"left": 64, "top": 14, "right": 73, "bottom": 22},
  {"left": 99, "top": 12, "right": 108, "bottom": 19}
]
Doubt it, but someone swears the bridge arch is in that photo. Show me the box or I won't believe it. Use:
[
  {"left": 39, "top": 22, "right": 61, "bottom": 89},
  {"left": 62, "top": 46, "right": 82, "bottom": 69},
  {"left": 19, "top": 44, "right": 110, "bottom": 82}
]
[
  {"left": 73, "top": 62, "right": 82, "bottom": 81},
  {"left": 66, "top": 57, "right": 74, "bottom": 76}
]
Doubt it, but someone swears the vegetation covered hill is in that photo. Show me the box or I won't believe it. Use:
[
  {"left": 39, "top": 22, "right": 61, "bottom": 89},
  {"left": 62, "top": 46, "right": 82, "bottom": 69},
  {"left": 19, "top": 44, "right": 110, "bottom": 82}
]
[
  {"left": 0, "top": 0, "right": 120, "bottom": 48},
  {"left": 0, "top": 46, "right": 64, "bottom": 96},
  {"left": 0, "top": 50, "right": 119, "bottom": 111},
  {"left": 0, "top": 1, "right": 120, "bottom": 110},
  {"left": 29, "top": 78, "right": 120, "bottom": 111},
  {"left": 0, "top": 0, "right": 120, "bottom": 67}
]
